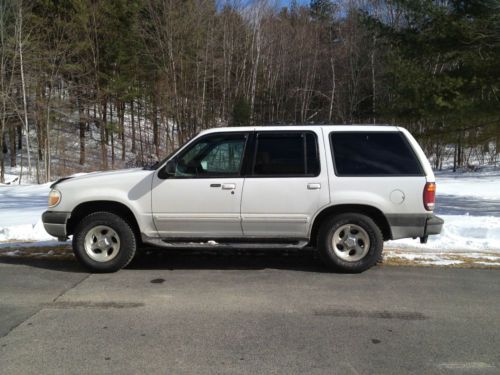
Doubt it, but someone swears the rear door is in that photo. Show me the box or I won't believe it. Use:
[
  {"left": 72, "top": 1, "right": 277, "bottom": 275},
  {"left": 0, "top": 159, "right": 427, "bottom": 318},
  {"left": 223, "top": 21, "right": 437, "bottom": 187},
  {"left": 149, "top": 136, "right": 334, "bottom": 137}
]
[{"left": 240, "top": 130, "right": 330, "bottom": 239}]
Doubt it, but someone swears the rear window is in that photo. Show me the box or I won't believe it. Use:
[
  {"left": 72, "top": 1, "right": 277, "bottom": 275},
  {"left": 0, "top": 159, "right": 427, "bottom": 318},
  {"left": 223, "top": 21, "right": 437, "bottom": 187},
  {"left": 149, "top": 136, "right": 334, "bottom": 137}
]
[
  {"left": 330, "top": 132, "right": 423, "bottom": 176},
  {"left": 252, "top": 132, "right": 320, "bottom": 177}
]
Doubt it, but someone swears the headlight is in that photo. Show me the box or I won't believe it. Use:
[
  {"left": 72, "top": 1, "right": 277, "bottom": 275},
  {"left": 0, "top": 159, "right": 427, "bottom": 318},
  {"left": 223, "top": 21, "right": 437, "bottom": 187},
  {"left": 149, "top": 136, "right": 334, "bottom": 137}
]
[{"left": 48, "top": 189, "right": 62, "bottom": 207}]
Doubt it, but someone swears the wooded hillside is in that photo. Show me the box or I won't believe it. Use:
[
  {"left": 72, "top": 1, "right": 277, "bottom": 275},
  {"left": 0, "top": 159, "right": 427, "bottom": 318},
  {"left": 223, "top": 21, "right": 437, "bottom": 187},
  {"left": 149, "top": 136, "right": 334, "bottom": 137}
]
[{"left": 1, "top": 0, "right": 499, "bottom": 183}]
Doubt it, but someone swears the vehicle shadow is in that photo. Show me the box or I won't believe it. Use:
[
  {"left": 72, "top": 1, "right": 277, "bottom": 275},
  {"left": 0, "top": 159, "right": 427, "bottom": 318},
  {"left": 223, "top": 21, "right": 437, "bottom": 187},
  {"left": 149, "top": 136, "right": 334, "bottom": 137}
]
[
  {"left": 129, "top": 247, "right": 332, "bottom": 273},
  {"left": 0, "top": 247, "right": 334, "bottom": 274},
  {"left": 0, "top": 255, "right": 87, "bottom": 273}
]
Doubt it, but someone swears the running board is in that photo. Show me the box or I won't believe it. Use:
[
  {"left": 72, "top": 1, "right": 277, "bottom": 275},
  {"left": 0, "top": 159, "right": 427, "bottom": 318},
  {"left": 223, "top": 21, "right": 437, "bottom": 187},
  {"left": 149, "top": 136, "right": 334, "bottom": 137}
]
[{"left": 142, "top": 238, "right": 309, "bottom": 250}]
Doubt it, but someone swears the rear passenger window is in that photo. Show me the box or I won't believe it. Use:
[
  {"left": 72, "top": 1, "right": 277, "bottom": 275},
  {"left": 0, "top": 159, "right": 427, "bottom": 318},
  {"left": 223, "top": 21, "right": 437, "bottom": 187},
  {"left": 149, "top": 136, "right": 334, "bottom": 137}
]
[
  {"left": 253, "top": 132, "right": 320, "bottom": 177},
  {"left": 330, "top": 132, "right": 422, "bottom": 176}
]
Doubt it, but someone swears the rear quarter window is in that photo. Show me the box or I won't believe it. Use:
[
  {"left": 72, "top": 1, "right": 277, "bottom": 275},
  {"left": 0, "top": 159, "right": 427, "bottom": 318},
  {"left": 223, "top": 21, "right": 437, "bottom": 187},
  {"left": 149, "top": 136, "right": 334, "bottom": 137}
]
[{"left": 330, "top": 132, "right": 423, "bottom": 176}]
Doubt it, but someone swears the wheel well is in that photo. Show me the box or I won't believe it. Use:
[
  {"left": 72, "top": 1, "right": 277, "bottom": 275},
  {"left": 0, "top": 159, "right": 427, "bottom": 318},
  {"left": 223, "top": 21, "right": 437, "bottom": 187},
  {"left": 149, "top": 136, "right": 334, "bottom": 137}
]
[
  {"left": 309, "top": 204, "right": 392, "bottom": 245},
  {"left": 67, "top": 201, "right": 141, "bottom": 242}
]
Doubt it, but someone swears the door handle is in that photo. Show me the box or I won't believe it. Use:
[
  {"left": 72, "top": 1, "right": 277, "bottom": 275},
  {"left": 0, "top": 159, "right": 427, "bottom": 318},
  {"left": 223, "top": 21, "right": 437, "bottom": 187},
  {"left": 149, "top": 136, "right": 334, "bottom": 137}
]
[
  {"left": 210, "top": 183, "right": 221, "bottom": 188},
  {"left": 222, "top": 183, "right": 236, "bottom": 190},
  {"left": 307, "top": 183, "right": 321, "bottom": 190}
]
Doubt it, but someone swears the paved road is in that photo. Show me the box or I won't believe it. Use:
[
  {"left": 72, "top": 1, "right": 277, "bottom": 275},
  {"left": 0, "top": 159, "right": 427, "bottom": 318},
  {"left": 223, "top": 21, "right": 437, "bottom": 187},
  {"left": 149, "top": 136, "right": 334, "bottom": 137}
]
[{"left": 0, "top": 250, "right": 499, "bottom": 374}]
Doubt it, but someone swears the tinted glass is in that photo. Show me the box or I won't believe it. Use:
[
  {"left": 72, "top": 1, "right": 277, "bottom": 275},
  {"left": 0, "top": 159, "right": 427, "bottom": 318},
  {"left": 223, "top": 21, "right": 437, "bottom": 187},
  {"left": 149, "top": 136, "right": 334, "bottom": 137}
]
[
  {"left": 175, "top": 134, "right": 247, "bottom": 177},
  {"left": 306, "top": 133, "right": 320, "bottom": 175},
  {"left": 253, "top": 132, "right": 320, "bottom": 176},
  {"left": 330, "top": 132, "right": 422, "bottom": 176}
]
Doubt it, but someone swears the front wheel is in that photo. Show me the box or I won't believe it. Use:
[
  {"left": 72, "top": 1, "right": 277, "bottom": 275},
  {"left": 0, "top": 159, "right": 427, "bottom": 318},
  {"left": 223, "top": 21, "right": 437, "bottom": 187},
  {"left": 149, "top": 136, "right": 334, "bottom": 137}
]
[
  {"left": 317, "top": 213, "right": 383, "bottom": 273},
  {"left": 72, "top": 212, "right": 137, "bottom": 273}
]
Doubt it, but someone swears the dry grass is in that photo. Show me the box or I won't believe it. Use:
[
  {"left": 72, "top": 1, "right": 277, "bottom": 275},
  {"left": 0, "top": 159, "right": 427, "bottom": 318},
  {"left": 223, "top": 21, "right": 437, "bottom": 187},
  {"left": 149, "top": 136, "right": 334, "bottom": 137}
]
[
  {"left": 383, "top": 257, "right": 500, "bottom": 269},
  {"left": 0, "top": 243, "right": 73, "bottom": 260},
  {"left": 383, "top": 249, "right": 500, "bottom": 269}
]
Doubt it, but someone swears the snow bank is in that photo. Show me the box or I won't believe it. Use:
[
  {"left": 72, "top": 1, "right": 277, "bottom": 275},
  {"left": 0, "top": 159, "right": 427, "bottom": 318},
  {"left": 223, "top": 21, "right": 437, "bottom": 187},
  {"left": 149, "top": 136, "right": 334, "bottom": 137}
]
[
  {"left": 0, "top": 183, "right": 52, "bottom": 241},
  {"left": 385, "top": 168, "right": 500, "bottom": 253},
  {"left": 387, "top": 215, "right": 500, "bottom": 252},
  {"left": 0, "top": 221, "right": 54, "bottom": 242},
  {"left": 0, "top": 173, "right": 20, "bottom": 185}
]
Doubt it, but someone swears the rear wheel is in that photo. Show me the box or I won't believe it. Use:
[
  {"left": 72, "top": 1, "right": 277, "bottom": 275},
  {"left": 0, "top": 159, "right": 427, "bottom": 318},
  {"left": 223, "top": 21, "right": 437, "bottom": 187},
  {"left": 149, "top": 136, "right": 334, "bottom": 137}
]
[
  {"left": 72, "top": 212, "right": 136, "bottom": 272},
  {"left": 317, "top": 213, "right": 383, "bottom": 273}
]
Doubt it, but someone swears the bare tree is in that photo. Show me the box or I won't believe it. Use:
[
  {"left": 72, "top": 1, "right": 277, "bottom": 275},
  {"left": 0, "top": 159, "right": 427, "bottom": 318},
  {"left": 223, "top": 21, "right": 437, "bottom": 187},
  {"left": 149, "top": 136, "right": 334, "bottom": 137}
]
[
  {"left": 0, "top": 0, "right": 17, "bottom": 183},
  {"left": 17, "top": 0, "right": 31, "bottom": 181}
]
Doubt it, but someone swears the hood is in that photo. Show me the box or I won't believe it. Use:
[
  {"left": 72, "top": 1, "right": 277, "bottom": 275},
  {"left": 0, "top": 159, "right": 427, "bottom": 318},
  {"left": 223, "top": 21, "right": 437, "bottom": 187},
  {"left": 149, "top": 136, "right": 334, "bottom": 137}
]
[{"left": 51, "top": 168, "right": 148, "bottom": 189}]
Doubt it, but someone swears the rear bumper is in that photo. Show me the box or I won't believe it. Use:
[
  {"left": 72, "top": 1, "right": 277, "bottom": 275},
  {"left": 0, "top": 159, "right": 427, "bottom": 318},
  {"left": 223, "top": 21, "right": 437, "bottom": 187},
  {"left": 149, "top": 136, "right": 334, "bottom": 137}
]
[
  {"left": 42, "top": 211, "right": 71, "bottom": 240},
  {"left": 424, "top": 215, "right": 444, "bottom": 236},
  {"left": 387, "top": 214, "right": 443, "bottom": 240}
]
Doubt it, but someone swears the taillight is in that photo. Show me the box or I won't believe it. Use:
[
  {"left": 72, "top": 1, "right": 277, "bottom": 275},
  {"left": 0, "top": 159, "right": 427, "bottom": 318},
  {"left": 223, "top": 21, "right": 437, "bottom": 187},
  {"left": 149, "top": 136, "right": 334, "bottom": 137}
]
[{"left": 423, "top": 182, "right": 436, "bottom": 211}]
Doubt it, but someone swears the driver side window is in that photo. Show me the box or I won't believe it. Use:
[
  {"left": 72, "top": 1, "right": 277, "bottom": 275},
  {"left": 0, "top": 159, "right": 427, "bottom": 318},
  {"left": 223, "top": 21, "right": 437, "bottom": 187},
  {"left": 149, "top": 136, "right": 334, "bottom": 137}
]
[{"left": 175, "top": 133, "right": 248, "bottom": 178}]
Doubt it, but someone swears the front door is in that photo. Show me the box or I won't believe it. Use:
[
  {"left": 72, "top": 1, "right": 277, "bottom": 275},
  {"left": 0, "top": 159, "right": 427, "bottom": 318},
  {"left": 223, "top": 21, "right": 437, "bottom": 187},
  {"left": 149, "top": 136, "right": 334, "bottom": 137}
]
[{"left": 152, "top": 132, "right": 249, "bottom": 238}]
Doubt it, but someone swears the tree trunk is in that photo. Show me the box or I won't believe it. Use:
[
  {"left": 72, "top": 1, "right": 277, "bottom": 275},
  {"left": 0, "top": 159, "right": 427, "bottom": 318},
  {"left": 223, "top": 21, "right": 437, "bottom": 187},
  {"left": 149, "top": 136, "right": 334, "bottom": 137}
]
[
  {"left": 457, "top": 131, "right": 463, "bottom": 168},
  {"left": 453, "top": 142, "right": 457, "bottom": 173},
  {"left": 496, "top": 135, "right": 500, "bottom": 165},
  {"left": 0, "top": 147, "right": 4, "bottom": 183},
  {"left": 100, "top": 100, "right": 108, "bottom": 170},
  {"left": 371, "top": 35, "right": 377, "bottom": 124},
  {"left": 17, "top": 3, "right": 31, "bottom": 176},
  {"left": 17, "top": 123, "right": 22, "bottom": 150},
  {"left": 110, "top": 101, "right": 115, "bottom": 168},
  {"left": 45, "top": 91, "right": 51, "bottom": 182},
  {"left": 328, "top": 57, "right": 336, "bottom": 123},
  {"left": 111, "top": 131, "right": 115, "bottom": 168},
  {"left": 152, "top": 95, "right": 159, "bottom": 157},
  {"left": 35, "top": 84, "right": 44, "bottom": 162},
  {"left": 78, "top": 96, "right": 85, "bottom": 165},
  {"left": 130, "top": 100, "right": 136, "bottom": 154},
  {"left": 0, "top": 129, "right": 4, "bottom": 183},
  {"left": 249, "top": 16, "right": 261, "bottom": 124},
  {"left": 9, "top": 124, "right": 15, "bottom": 167},
  {"left": 138, "top": 101, "right": 144, "bottom": 164},
  {"left": 434, "top": 141, "right": 440, "bottom": 170},
  {"left": 120, "top": 101, "right": 125, "bottom": 161}
]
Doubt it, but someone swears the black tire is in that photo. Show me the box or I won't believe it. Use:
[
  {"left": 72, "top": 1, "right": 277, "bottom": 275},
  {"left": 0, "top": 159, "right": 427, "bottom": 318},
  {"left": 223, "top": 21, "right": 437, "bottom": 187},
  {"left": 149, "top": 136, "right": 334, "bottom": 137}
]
[
  {"left": 317, "top": 213, "right": 383, "bottom": 273},
  {"left": 72, "top": 212, "right": 137, "bottom": 273}
]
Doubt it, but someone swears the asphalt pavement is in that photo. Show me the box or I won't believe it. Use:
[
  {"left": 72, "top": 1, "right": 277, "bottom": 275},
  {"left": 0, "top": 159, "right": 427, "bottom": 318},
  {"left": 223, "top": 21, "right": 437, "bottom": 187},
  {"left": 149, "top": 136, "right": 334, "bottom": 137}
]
[{"left": 0, "top": 249, "right": 499, "bottom": 374}]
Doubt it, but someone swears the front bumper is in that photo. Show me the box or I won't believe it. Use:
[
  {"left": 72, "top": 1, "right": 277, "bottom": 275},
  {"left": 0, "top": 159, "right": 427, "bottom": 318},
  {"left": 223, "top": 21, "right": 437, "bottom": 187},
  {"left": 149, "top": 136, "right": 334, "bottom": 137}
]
[{"left": 42, "top": 211, "right": 71, "bottom": 240}]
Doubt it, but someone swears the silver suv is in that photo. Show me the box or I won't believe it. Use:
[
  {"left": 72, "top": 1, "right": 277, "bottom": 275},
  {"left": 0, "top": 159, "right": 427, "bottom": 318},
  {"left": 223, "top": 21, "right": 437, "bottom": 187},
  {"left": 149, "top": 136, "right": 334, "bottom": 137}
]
[{"left": 42, "top": 125, "right": 443, "bottom": 273}]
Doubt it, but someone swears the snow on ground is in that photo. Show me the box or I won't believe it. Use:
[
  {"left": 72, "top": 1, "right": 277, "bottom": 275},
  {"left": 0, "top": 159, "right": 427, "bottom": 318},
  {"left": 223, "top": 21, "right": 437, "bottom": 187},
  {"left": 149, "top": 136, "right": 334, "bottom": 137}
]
[
  {"left": 0, "top": 240, "right": 63, "bottom": 249},
  {"left": 0, "top": 182, "right": 53, "bottom": 242},
  {"left": 386, "top": 168, "right": 500, "bottom": 256},
  {"left": 0, "top": 173, "right": 20, "bottom": 185},
  {"left": 434, "top": 168, "right": 500, "bottom": 200},
  {"left": 383, "top": 168, "right": 500, "bottom": 265},
  {"left": 386, "top": 215, "right": 500, "bottom": 252},
  {"left": 1, "top": 166, "right": 500, "bottom": 267}
]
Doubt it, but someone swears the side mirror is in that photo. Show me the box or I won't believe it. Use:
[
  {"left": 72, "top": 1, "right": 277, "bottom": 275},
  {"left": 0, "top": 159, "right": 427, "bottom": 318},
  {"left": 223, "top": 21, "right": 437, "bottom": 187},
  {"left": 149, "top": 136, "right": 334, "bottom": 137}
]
[{"left": 158, "top": 160, "right": 176, "bottom": 179}]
